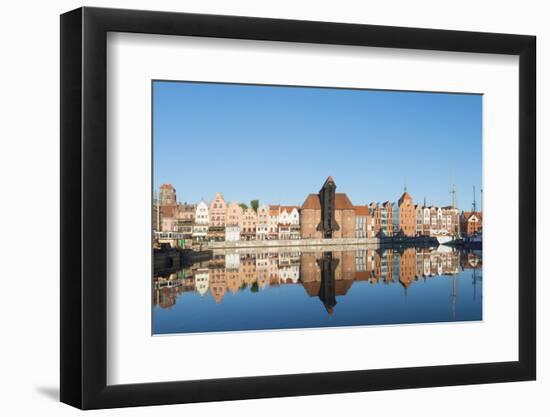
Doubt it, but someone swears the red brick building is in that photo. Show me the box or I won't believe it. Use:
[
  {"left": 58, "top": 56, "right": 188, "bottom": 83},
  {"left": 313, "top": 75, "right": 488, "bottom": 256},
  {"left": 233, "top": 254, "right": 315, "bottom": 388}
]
[
  {"left": 159, "top": 183, "right": 177, "bottom": 206},
  {"left": 460, "top": 211, "right": 483, "bottom": 236},
  {"left": 398, "top": 191, "right": 416, "bottom": 237},
  {"left": 300, "top": 178, "right": 356, "bottom": 239}
]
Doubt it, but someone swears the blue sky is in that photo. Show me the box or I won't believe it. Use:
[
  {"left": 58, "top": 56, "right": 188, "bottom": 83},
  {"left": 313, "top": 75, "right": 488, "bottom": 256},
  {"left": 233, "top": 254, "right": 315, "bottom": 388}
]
[{"left": 153, "top": 81, "right": 482, "bottom": 211}]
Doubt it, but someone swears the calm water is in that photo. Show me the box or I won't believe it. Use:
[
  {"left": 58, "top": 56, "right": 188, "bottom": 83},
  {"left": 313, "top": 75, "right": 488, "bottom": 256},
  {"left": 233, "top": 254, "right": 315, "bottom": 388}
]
[{"left": 152, "top": 246, "right": 482, "bottom": 334}]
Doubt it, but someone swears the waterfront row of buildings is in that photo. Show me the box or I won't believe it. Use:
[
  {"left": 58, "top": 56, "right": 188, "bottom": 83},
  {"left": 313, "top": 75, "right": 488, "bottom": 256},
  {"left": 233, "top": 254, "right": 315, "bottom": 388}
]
[
  {"left": 154, "top": 178, "right": 483, "bottom": 246},
  {"left": 153, "top": 248, "right": 482, "bottom": 308}
]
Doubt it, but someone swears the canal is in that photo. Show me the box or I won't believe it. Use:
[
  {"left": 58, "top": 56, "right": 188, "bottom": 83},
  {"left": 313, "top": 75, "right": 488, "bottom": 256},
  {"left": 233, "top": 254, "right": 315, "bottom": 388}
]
[{"left": 152, "top": 246, "right": 482, "bottom": 335}]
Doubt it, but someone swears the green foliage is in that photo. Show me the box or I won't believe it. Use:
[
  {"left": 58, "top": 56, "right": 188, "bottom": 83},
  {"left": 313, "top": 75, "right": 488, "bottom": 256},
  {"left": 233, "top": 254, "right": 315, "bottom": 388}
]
[
  {"left": 250, "top": 200, "right": 259, "bottom": 212},
  {"left": 239, "top": 203, "right": 248, "bottom": 210},
  {"left": 250, "top": 282, "right": 259, "bottom": 293}
]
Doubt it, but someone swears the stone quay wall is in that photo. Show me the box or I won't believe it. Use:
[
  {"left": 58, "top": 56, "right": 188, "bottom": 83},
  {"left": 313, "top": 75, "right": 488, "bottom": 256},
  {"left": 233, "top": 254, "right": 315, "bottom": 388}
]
[{"left": 210, "top": 237, "right": 380, "bottom": 250}]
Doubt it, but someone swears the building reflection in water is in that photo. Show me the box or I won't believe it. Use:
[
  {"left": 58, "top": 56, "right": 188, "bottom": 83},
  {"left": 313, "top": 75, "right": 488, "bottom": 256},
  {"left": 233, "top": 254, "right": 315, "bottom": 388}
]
[
  {"left": 317, "top": 252, "right": 339, "bottom": 314},
  {"left": 153, "top": 247, "right": 482, "bottom": 311}
]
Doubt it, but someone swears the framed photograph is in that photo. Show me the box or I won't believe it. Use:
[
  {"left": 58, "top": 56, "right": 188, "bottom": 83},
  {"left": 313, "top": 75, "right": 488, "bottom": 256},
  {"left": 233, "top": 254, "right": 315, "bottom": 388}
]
[{"left": 60, "top": 6, "right": 536, "bottom": 409}]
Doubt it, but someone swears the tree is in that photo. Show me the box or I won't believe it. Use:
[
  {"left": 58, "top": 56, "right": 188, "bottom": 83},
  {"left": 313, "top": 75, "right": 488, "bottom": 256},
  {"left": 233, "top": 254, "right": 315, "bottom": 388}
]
[
  {"left": 250, "top": 199, "right": 259, "bottom": 213},
  {"left": 250, "top": 282, "right": 259, "bottom": 293},
  {"left": 239, "top": 203, "right": 248, "bottom": 210}
]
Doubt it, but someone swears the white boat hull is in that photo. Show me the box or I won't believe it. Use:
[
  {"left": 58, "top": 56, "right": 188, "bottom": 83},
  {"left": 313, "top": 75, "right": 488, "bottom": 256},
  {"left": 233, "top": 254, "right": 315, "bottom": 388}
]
[{"left": 436, "top": 236, "right": 453, "bottom": 245}]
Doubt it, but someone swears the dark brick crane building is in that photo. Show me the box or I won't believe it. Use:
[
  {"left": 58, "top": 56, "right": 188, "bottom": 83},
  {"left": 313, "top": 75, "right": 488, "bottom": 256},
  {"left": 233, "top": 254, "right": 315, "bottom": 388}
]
[{"left": 300, "top": 177, "right": 356, "bottom": 239}]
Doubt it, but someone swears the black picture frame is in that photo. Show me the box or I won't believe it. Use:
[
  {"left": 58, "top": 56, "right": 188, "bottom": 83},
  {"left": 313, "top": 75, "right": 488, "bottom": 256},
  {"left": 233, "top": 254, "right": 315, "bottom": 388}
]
[{"left": 60, "top": 6, "right": 536, "bottom": 410}]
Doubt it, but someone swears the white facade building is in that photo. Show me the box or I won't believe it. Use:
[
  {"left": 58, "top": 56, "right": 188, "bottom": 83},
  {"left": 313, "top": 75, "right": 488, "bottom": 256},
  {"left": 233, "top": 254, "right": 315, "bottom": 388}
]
[
  {"left": 279, "top": 207, "right": 300, "bottom": 225},
  {"left": 225, "top": 226, "right": 241, "bottom": 242},
  {"left": 194, "top": 201, "right": 209, "bottom": 224},
  {"left": 193, "top": 201, "right": 209, "bottom": 240},
  {"left": 278, "top": 206, "right": 300, "bottom": 240},
  {"left": 279, "top": 265, "right": 300, "bottom": 284},
  {"left": 224, "top": 253, "right": 240, "bottom": 270},
  {"left": 194, "top": 269, "right": 209, "bottom": 296}
]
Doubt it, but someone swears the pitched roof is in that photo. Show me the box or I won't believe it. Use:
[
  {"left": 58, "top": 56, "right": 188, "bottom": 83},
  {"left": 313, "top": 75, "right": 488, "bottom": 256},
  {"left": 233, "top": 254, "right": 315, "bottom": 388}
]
[
  {"left": 354, "top": 271, "right": 371, "bottom": 281},
  {"left": 354, "top": 205, "right": 371, "bottom": 216},
  {"left": 302, "top": 194, "right": 320, "bottom": 209},
  {"left": 301, "top": 193, "right": 355, "bottom": 210},
  {"left": 227, "top": 201, "right": 243, "bottom": 209},
  {"left": 302, "top": 279, "right": 354, "bottom": 298},
  {"left": 336, "top": 194, "right": 354, "bottom": 209},
  {"left": 462, "top": 211, "right": 483, "bottom": 221},
  {"left": 398, "top": 191, "right": 413, "bottom": 205},
  {"left": 279, "top": 205, "right": 300, "bottom": 214}
]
